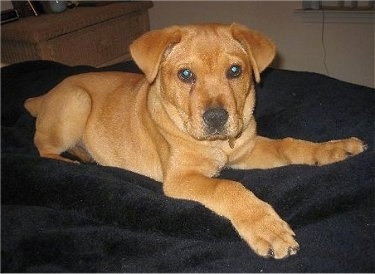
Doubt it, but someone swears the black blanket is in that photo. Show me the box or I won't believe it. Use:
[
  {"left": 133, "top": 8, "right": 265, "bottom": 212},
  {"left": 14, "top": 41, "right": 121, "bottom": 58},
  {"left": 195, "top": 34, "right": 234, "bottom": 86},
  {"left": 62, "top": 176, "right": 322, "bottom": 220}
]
[{"left": 2, "top": 60, "right": 374, "bottom": 272}]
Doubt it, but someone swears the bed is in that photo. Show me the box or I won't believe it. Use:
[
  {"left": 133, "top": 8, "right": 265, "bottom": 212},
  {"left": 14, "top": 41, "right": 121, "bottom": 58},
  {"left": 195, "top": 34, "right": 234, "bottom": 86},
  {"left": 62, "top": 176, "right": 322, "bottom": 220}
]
[{"left": 1, "top": 60, "right": 374, "bottom": 272}]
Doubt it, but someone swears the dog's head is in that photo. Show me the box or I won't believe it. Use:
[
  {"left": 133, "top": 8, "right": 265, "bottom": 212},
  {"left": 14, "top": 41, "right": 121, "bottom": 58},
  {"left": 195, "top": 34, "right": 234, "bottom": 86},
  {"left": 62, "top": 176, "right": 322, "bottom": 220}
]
[{"left": 130, "top": 23, "right": 275, "bottom": 141}]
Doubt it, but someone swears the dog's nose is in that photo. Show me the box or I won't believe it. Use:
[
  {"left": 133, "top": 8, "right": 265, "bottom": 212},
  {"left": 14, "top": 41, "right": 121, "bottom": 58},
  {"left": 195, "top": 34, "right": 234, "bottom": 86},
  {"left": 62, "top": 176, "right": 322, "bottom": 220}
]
[{"left": 203, "top": 107, "right": 228, "bottom": 130}]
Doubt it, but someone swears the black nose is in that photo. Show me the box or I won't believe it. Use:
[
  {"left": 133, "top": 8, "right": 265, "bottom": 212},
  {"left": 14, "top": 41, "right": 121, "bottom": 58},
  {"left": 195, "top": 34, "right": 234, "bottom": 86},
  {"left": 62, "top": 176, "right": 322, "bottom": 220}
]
[{"left": 203, "top": 107, "right": 228, "bottom": 130}]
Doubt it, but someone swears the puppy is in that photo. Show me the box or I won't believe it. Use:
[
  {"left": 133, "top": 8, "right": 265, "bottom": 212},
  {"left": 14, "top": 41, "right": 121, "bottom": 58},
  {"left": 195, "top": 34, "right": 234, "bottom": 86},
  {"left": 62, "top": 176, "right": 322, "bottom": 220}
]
[{"left": 24, "top": 23, "right": 366, "bottom": 259}]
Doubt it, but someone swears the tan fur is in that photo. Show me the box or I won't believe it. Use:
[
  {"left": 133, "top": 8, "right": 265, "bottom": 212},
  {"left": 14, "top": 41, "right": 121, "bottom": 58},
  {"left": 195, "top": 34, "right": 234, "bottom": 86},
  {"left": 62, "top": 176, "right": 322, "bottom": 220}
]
[{"left": 24, "top": 23, "right": 366, "bottom": 259}]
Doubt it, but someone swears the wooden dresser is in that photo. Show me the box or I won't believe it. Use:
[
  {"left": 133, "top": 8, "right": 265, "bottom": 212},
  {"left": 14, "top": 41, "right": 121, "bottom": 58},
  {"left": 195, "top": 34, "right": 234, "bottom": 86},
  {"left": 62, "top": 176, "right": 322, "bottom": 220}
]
[{"left": 1, "top": 2, "right": 153, "bottom": 67}]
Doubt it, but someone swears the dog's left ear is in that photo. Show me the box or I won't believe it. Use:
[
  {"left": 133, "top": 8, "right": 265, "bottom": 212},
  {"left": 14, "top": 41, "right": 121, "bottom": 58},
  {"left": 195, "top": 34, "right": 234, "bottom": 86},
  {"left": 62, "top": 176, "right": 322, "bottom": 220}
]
[
  {"left": 130, "top": 26, "right": 182, "bottom": 83},
  {"left": 230, "top": 23, "right": 276, "bottom": 83}
]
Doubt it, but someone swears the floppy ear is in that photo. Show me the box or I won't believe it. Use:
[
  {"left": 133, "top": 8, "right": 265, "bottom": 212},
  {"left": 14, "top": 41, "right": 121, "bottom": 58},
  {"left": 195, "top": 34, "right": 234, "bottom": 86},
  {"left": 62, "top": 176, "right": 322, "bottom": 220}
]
[
  {"left": 130, "top": 26, "right": 182, "bottom": 83},
  {"left": 230, "top": 23, "right": 276, "bottom": 83}
]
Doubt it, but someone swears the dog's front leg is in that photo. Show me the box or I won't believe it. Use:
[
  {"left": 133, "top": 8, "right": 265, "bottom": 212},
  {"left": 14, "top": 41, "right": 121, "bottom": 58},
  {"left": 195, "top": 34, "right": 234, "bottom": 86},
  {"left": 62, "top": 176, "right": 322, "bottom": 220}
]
[
  {"left": 164, "top": 172, "right": 299, "bottom": 259},
  {"left": 233, "top": 136, "right": 366, "bottom": 169}
]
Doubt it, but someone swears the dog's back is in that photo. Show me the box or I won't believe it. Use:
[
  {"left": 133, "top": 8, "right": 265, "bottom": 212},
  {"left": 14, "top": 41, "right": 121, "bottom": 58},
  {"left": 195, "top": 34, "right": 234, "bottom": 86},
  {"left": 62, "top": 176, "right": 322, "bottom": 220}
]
[{"left": 23, "top": 71, "right": 166, "bottom": 177}]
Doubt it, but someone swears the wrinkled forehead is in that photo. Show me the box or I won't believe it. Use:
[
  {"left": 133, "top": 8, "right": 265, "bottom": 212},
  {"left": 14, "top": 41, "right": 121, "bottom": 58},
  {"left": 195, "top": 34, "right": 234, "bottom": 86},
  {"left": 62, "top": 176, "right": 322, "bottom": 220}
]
[{"left": 166, "top": 25, "right": 247, "bottom": 63}]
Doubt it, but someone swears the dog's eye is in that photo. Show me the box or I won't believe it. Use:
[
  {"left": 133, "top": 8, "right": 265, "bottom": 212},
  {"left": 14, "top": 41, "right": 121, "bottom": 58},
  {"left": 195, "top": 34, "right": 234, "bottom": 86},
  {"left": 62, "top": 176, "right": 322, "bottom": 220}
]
[
  {"left": 178, "top": 68, "right": 196, "bottom": 83},
  {"left": 227, "top": 64, "right": 242, "bottom": 79}
]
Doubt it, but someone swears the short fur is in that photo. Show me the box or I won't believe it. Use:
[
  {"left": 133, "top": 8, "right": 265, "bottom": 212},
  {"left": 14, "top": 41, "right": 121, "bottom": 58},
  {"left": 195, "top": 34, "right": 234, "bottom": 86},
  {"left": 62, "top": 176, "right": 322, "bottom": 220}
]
[{"left": 24, "top": 23, "right": 365, "bottom": 259}]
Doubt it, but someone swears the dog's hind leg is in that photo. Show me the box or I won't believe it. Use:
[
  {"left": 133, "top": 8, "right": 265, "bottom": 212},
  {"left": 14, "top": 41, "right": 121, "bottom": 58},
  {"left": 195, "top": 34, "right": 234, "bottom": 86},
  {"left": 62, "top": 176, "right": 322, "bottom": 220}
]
[{"left": 28, "top": 87, "right": 92, "bottom": 163}]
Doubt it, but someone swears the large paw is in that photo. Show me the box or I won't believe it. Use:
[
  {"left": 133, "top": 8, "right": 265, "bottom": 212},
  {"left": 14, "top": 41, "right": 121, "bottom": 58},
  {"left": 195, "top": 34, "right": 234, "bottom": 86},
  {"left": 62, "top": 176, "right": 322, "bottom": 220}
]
[
  {"left": 234, "top": 203, "right": 299, "bottom": 259},
  {"left": 314, "top": 137, "right": 367, "bottom": 166}
]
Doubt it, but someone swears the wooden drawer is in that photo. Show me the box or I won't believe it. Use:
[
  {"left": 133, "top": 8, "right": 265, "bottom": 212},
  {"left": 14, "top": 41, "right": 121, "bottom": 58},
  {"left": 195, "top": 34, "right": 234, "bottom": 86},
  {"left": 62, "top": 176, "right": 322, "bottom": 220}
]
[{"left": 1, "top": 2, "right": 153, "bottom": 67}]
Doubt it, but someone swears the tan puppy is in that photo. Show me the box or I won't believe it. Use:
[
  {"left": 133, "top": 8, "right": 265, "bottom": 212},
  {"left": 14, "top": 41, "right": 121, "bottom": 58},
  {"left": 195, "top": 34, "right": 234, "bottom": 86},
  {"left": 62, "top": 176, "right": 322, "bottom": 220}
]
[{"left": 24, "top": 23, "right": 366, "bottom": 259}]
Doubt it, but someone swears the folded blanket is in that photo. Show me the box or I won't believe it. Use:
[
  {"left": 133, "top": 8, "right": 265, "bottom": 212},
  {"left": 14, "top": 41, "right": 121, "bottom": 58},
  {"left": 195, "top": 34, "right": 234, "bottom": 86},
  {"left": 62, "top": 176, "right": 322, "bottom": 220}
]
[{"left": 2, "top": 61, "right": 374, "bottom": 272}]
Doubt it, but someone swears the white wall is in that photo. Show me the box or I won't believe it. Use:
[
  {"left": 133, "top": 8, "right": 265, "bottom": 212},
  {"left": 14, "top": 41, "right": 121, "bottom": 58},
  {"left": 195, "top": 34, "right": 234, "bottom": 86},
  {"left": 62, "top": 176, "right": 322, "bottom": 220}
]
[
  {"left": 149, "top": 1, "right": 374, "bottom": 88},
  {"left": 0, "top": 1, "right": 13, "bottom": 11}
]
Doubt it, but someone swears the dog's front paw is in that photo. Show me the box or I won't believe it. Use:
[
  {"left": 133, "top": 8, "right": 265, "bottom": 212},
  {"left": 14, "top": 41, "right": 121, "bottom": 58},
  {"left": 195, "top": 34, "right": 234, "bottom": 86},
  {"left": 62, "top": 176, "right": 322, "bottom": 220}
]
[
  {"left": 234, "top": 203, "right": 299, "bottom": 259},
  {"left": 315, "top": 137, "right": 367, "bottom": 166}
]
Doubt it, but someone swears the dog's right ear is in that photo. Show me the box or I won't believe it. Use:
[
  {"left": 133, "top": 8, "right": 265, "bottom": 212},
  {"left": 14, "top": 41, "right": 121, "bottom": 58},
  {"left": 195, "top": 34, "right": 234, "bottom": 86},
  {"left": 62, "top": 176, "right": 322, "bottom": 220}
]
[
  {"left": 130, "top": 26, "right": 182, "bottom": 83},
  {"left": 230, "top": 23, "right": 276, "bottom": 83}
]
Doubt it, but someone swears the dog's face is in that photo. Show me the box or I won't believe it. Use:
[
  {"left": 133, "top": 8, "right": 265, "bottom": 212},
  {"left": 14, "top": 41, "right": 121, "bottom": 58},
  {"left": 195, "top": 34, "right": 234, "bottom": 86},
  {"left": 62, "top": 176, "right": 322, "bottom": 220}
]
[{"left": 130, "top": 23, "right": 275, "bottom": 141}]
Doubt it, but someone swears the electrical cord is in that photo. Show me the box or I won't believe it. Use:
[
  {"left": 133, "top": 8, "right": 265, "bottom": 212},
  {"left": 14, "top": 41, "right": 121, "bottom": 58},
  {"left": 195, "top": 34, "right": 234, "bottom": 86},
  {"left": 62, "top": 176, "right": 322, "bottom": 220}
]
[{"left": 321, "top": 8, "right": 330, "bottom": 76}]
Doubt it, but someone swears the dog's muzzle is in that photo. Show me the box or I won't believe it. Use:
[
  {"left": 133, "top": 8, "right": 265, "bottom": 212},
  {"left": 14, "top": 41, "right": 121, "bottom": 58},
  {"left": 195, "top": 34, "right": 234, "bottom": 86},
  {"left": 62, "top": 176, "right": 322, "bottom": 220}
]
[{"left": 203, "top": 107, "right": 228, "bottom": 135}]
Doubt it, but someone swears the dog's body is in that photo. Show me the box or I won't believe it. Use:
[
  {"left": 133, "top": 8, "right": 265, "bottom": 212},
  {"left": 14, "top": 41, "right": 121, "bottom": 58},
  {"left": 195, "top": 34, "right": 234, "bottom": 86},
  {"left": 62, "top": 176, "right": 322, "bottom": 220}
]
[{"left": 24, "top": 23, "right": 365, "bottom": 259}]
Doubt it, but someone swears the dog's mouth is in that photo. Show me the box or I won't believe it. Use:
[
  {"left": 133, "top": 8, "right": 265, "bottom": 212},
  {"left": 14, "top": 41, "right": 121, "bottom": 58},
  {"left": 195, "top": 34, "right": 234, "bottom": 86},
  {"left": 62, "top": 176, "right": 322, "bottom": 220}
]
[{"left": 203, "top": 127, "right": 240, "bottom": 141}]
